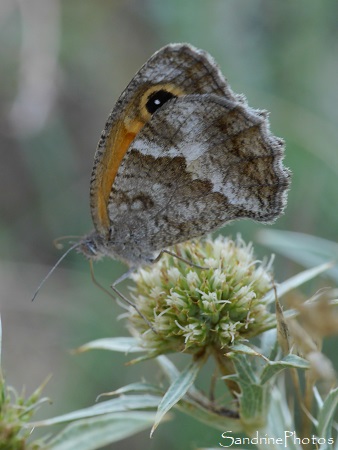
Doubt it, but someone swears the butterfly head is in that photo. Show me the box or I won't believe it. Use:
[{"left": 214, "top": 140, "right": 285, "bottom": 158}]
[{"left": 77, "top": 232, "right": 108, "bottom": 261}]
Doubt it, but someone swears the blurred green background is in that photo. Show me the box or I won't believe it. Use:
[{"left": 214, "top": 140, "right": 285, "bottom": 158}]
[{"left": 1, "top": 1, "right": 338, "bottom": 448}]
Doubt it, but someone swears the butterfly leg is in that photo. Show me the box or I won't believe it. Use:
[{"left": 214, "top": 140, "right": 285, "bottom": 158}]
[
  {"left": 153, "top": 249, "right": 209, "bottom": 270},
  {"left": 111, "top": 266, "right": 158, "bottom": 334},
  {"left": 111, "top": 283, "right": 158, "bottom": 334},
  {"left": 88, "top": 261, "right": 157, "bottom": 333}
]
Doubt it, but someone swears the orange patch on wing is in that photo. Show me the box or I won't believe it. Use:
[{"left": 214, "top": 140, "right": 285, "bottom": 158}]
[
  {"left": 95, "top": 121, "right": 143, "bottom": 234},
  {"left": 91, "top": 83, "right": 185, "bottom": 235}
]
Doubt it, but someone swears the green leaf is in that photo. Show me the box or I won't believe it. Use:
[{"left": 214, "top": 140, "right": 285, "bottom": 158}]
[
  {"left": 229, "top": 343, "right": 268, "bottom": 359},
  {"left": 47, "top": 411, "right": 155, "bottom": 450},
  {"left": 74, "top": 337, "right": 145, "bottom": 353},
  {"left": 262, "top": 261, "right": 333, "bottom": 304},
  {"left": 105, "top": 382, "right": 163, "bottom": 396},
  {"left": 239, "top": 382, "right": 268, "bottom": 429},
  {"left": 317, "top": 387, "right": 338, "bottom": 446},
  {"left": 228, "top": 354, "right": 268, "bottom": 429},
  {"left": 263, "top": 386, "right": 302, "bottom": 450},
  {"left": 151, "top": 355, "right": 206, "bottom": 437},
  {"left": 260, "top": 355, "right": 310, "bottom": 385},
  {"left": 226, "top": 351, "right": 257, "bottom": 384},
  {"left": 157, "top": 355, "right": 232, "bottom": 410},
  {"left": 258, "top": 230, "right": 338, "bottom": 282},
  {"left": 32, "top": 394, "right": 160, "bottom": 427},
  {"left": 126, "top": 350, "right": 164, "bottom": 365},
  {"left": 156, "top": 359, "right": 241, "bottom": 432},
  {"left": 156, "top": 355, "right": 203, "bottom": 399}
]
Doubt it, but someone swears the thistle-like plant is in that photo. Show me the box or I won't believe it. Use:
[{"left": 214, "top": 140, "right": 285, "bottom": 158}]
[
  {"left": 0, "top": 320, "right": 49, "bottom": 450},
  {"left": 2, "top": 234, "right": 338, "bottom": 449}
]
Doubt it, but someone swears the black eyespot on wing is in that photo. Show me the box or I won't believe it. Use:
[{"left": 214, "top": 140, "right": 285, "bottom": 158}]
[{"left": 145, "top": 90, "right": 177, "bottom": 114}]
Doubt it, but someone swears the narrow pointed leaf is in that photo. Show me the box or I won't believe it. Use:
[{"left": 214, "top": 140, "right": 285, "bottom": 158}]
[
  {"left": 317, "top": 387, "right": 338, "bottom": 444},
  {"left": 32, "top": 394, "right": 160, "bottom": 427},
  {"left": 151, "top": 356, "right": 206, "bottom": 436},
  {"left": 74, "top": 337, "right": 145, "bottom": 353},
  {"left": 260, "top": 355, "right": 310, "bottom": 385},
  {"left": 262, "top": 261, "right": 333, "bottom": 304},
  {"left": 47, "top": 411, "right": 155, "bottom": 450},
  {"left": 127, "top": 350, "right": 163, "bottom": 365},
  {"left": 230, "top": 343, "right": 268, "bottom": 359},
  {"left": 264, "top": 386, "right": 302, "bottom": 450},
  {"left": 102, "top": 382, "right": 162, "bottom": 397},
  {"left": 258, "top": 230, "right": 338, "bottom": 282}
]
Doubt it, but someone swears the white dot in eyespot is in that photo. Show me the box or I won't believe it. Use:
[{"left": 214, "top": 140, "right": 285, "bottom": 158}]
[{"left": 154, "top": 99, "right": 161, "bottom": 105}]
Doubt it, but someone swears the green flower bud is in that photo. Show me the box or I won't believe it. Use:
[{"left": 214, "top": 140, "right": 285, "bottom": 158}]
[{"left": 128, "top": 235, "right": 274, "bottom": 355}]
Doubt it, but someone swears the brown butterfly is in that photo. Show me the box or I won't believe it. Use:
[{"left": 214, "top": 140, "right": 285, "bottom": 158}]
[{"left": 78, "top": 43, "right": 290, "bottom": 268}]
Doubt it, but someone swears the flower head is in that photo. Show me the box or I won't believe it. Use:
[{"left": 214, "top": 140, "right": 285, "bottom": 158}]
[{"left": 128, "top": 235, "right": 274, "bottom": 355}]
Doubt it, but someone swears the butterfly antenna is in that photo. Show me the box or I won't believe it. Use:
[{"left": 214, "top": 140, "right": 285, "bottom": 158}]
[{"left": 31, "top": 241, "right": 81, "bottom": 302}]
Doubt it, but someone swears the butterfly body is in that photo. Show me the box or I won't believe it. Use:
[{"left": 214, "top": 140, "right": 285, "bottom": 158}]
[{"left": 79, "top": 44, "right": 290, "bottom": 267}]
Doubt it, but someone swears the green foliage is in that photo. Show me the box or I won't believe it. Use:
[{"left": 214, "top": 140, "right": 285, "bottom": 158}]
[{"left": 0, "top": 318, "right": 49, "bottom": 450}]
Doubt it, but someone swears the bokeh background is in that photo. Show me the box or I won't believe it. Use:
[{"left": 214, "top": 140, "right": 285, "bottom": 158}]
[{"left": 1, "top": 1, "right": 338, "bottom": 449}]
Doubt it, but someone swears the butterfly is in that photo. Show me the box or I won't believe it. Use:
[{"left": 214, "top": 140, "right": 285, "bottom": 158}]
[{"left": 77, "top": 43, "right": 290, "bottom": 269}]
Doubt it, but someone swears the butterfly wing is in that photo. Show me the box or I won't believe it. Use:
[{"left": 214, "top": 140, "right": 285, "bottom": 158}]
[
  {"left": 89, "top": 44, "right": 237, "bottom": 237},
  {"left": 106, "top": 94, "right": 290, "bottom": 264}
]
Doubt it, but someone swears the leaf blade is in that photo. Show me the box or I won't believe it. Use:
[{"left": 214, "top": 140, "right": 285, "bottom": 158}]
[
  {"left": 74, "top": 337, "right": 145, "bottom": 353},
  {"left": 31, "top": 394, "right": 160, "bottom": 427},
  {"left": 262, "top": 261, "right": 333, "bottom": 305},
  {"left": 151, "top": 355, "right": 206, "bottom": 437},
  {"left": 47, "top": 412, "right": 155, "bottom": 450}
]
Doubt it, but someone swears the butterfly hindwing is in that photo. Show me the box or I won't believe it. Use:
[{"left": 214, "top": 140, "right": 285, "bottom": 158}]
[{"left": 106, "top": 94, "right": 289, "bottom": 262}]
